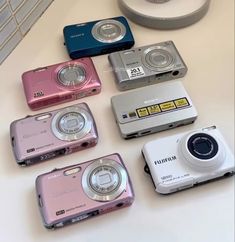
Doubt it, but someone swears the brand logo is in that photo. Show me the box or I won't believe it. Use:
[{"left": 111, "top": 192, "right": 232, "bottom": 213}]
[
  {"left": 144, "top": 98, "right": 159, "bottom": 104},
  {"left": 70, "top": 33, "right": 84, "bottom": 38},
  {"left": 154, "top": 156, "right": 177, "bottom": 165}
]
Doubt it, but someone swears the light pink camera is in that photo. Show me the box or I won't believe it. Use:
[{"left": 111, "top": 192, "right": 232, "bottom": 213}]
[
  {"left": 22, "top": 58, "right": 101, "bottom": 110},
  {"left": 36, "top": 153, "right": 135, "bottom": 229},
  {"left": 10, "top": 103, "right": 98, "bottom": 166}
]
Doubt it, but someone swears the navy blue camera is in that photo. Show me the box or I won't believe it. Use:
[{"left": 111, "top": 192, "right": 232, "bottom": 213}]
[{"left": 63, "top": 16, "right": 135, "bottom": 59}]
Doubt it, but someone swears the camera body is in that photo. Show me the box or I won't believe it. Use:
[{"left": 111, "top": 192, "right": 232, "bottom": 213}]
[
  {"left": 63, "top": 16, "right": 135, "bottom": 59},
  {"left": 142, "top": 126, "right": 235, "bottom": 194},
  {"left": 10, "top": 103, "right": 98, "bottom": 166},
  {"left": 35, "top": 153, "right": 135, "bottom": 229},
  {"left": 111, "top": 81, "right": 197, "bottom": 139},
  {"left": 108, "top": 41, "right": 187, "bottom": 91},
  {"left": 22, "top": 58, "right": 101, "bottom": 110}
]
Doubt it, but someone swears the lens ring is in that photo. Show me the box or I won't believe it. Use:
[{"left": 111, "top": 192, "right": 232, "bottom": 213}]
[
  {"left": 51, "top": 106, "right": 92, "bottom": 141},
  {"left": 82, "top": 159, "right": 127, "bottom": 202},
  {"left": 89, "top": 165, "right": 121, "bottom": 195},
  {"left": 58, "top": 112, "right": 85, "bottom": 135},
  {"left": 187, "top": 133, "right": 219, "bottom": 160},
  {"left": 58, "top": 65, "right": 86, "bottom": 86},
  {"left": 142, "top": 46, "right": 175, "bottom": 71},
  {"left": 91, "top": 19, "right": 126, "bottom": 43}
]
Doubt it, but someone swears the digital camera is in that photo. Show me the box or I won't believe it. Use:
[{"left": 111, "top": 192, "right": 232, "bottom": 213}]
[
  {"left": 142, "top": 126, "right": 235, "bottom": 194},
  {"left": 63, "top": 16, "right": 135, "bottom": 59},
  {"left": 22, "top": 58, "right": 101, "bottom": 110},
  {"left": 35, "top": 153, "right": 135, "bottom": 229},
  {"left": 111, "top": 81, "right": 197, "bottom": 139},
  {"left": 10, "top": 103, "right": 98, "bottom": 166},
  {"left": 108, "top": 41, "right": 187, "bottom": 91}
]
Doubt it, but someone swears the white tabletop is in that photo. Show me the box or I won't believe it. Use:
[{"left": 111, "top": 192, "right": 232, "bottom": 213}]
[{"left": 0, "top": 0, "right": 234, "bottom": 241}]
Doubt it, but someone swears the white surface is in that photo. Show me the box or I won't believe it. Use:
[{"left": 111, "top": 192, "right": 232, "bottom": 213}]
[
  {"left": 121, "top": 0, "right": 208, "bottom": 18},
  {"left": 0, "top": 0, "right": 234, "bottom": 241}
]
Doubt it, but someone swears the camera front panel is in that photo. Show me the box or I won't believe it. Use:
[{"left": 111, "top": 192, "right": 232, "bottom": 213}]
[
  {"left": 63, "top": 16, "right": 135, "bottom": 59},
  {"left": 109, "top": 41, "right": 187, "bottom": 91},
  {"left": 111, "top": 81, "right": 197, "bottom": 139},
  {"left": 35, "top": 153, "right": 134, "bottom": 229},
  {"left": 22, "top": 58, "right": 101, "bottom": 110},
  {"left": 142, "top": 126, "right": 235, "bottom": 194},
  {"left": 10, "top": 103, "right": 98, "bottom": 166}
]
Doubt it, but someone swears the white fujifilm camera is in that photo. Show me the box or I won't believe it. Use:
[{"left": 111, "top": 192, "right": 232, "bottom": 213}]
[{"left": 142, "top": 126, "right": 235, "bottom": 194}]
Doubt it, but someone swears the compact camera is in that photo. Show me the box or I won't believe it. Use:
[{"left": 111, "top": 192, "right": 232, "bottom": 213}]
[
  {"left": 63, "top": 16, "right": 135, "bottom": 59},
  {"left": 22, "top": 58, "right": 101, "bottom": 110},
  {"left": 111, "top": 81, "right": 197, "bottom": 139},
  {"left": 108, "top": 41, "right": 187, "bottom": 91},
  {"left": 142, "top": 126, "right": 235, "bottom": 194},
  {"left": 35, "top": 153, "right": 135, "bottom": 229},
  {"left": 10, "top": 103, "right": 98, "bottom": 166}
]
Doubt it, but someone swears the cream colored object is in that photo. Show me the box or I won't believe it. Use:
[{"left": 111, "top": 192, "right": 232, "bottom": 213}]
[{"left": 119, "top": 0, "right": 210, "bottom": 29}]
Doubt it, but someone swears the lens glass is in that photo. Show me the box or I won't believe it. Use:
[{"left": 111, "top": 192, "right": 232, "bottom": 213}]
[
  {"left": 187, "top": 133, "right": 218, "bottom": 160},
  {"left": 92, "top": 19, "right": 126, "bottom": 43},
  {"left": 58, "top": 112, "right": 85, "bottom": 134},
  {"left": 58, "top": 65, "right": 86, "bottom": 86},
  {"left": 143, "top": 46, "right": 174, "bottom": 70},
  {"left": 89, "top": 165, "right": 121, "bottom": 195}
]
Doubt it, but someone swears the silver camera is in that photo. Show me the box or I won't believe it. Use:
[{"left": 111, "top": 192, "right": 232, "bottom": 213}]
[
  {"left": 111, "top": 81, "right": 197, "bottom": 139},
  {"left": 142, "top": 126, "right": 235, "bottom": 194},
  {"left": 108, "top": 41, "right": 187, "bottom": 91}
]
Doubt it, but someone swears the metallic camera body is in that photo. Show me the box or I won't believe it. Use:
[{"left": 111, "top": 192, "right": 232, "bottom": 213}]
[
  {"left": 35, "top": 153, "right": 135, "bottom": 229},
  {"left": 10, "top": 103, "right": 98, "bottom": 166},
  {"left": 108, "top": 41, "right": 187, "bottom": 91},
  {"left": 111, "top": 81, "right": 198, "bottom": 139},
  {"left": 22, "top": 58, "right": 101, "bottom": 110},
  {"left": 142, "top": 126, "right": 235, "bottom": 194},
  {"left": 63, "top": 16, "right": 135, "bottom": 59}
]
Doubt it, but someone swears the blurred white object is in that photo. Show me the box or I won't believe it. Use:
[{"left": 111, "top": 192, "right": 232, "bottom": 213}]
[{"left": 119, "top": 0, "right": 210, "bottom": 29}]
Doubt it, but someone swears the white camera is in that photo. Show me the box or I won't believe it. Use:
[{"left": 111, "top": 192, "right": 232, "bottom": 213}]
[{"left": 142, "top": 126, "right": 234, "bottom": 194}]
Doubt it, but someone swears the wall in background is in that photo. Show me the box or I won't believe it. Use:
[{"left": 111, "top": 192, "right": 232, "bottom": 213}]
[{"left": 0, "top": 0, "right": 54, "bottom": 64}]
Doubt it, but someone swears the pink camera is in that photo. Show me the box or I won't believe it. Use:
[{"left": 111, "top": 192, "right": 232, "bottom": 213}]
[
  {"left": 10, "top": 103, "right": 98, "bottom": 166},
  {"left": 22, "top": 58, "right": 101, "bottom": 110},
  {"left": 36, "top": 153, "right": 135, "bottom": 229}
]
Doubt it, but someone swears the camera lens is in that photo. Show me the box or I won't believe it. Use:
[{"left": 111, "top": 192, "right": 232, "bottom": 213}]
[
  {"left": 89, "top": 165, "right": 121, "bottom": 194},
  {"left": 58, "top": 112, "right": 85, "bottom": 135},
  {"left": 58, "top": 65, "right": 86, "bottom": 86},
  {"left": 187, "top": 133, "right": 218, "bottom": 160},
  {"left": 82, "top": 159, "right": 127, "bottom": 202},
  {"left": 51, "top": 106, "right": 92, "bottom": 141},
  {"left": 143, "top": 46, "right": 174, "bottom": 71},
  {"left": 92, "top": 19, "right": 126, "bottom": 43}
]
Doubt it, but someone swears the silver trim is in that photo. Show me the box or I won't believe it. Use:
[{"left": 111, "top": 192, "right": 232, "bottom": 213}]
[
  {"left": 51, "top": 106, "right": 92, "bottom": 141},
  {"left": 142, "top": 45, "right": 175, "bottom": 71},
  {"left": 82, "top": 159, "right": 127, "bottom": 202},
  {"left": 57, "top": 65, "right": 86, "bottom": 86},
  {"left": 91, "top": 19, "right": 126, "bottom": 43}
]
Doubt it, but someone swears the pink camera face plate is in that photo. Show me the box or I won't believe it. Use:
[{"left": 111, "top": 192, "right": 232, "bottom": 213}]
[
  {"left": 22, "top": 58, "right": 101, "bottom": 110},
  {"left": 35, "top": 153, "right": 134, "bottom": 229},
  {"left": 10, "top": 103, "right": 98, "bottom": 166}
]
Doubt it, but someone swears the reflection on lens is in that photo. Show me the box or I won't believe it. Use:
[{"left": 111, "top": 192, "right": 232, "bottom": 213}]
[
  {"left": 89, "top": 165, "right": 121, "bottom": 194},
  {"left": 58, "top": 112, "right": 85, "bottom": 134},
  {"left": 58, "top": 65, "right": 86, "bottom": 86},
  {"left": 92, "top": 19, "right": 126, "bottom": 43},
  {"left": 143, "top": 46, "right": 174, "bottom": 70},
  {"left": 187, "top": 133, "right": 218, "bottom": 160}
]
